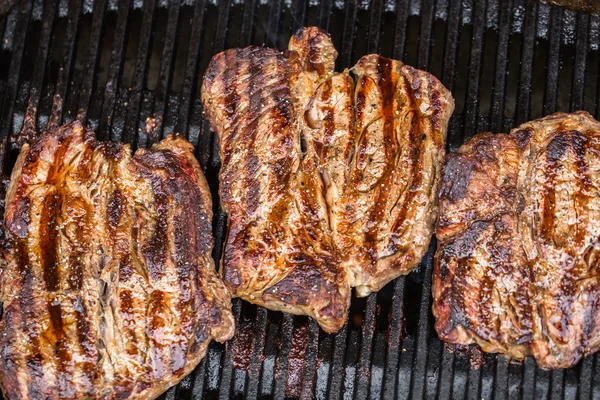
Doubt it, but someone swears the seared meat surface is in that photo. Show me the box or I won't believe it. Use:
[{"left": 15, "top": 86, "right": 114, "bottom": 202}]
[
  {"left": 0, "top": 122, "right": 234, "bottom": 399},
  {"left": 202, "top": 27, "right": 454, "bottom": 332},
  {"left": 434, "top": 111, "right": 600, "bottom": 369}
]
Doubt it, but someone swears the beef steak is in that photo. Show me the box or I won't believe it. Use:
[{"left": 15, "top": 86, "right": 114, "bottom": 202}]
[
  {"left": 202, "top": 27, "right": 454, "bottom": 332},
  {"left": 434, "top": 111, "right": 600, "bottom": 369},
  {"left": 0, "top": 122, "right": 234, "bottom": 399}
]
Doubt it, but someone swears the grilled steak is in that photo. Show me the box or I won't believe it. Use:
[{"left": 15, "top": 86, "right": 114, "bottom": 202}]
[
  {"left": 0, "top": 122, "right": 234, "bottom": 399},
  {"left": 202, "top": 27, "right": 454, "bottom": 332},
  {"left": 433, "top": 111, "right": 600, "bottom": 369}
]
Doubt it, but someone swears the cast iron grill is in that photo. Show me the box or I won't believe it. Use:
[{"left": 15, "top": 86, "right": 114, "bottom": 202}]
[{"left": 0, "top": 0, "right": 599, "bottom": 398}]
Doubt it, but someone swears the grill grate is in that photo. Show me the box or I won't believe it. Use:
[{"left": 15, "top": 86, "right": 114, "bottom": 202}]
[{"left": 0, "top": 0, "right": 600, "bottom": 399}]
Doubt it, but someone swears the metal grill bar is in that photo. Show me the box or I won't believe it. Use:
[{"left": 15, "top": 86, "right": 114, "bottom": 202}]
[
  {"left": 97, "top": 0, "right": 129, "bottom": 140},
  {"left": 175, "top": 0, "right": 206, "bottom": 141},
  {"left": 355, "top": 295, "right": 377, "bottom": 399},
  {"left": 463, "top": 0, "right": 486, "bottom": 141},
  {"left": 148, "top": 0, "right": 180, "bottom": 144},
  {"left": 122, "top": 0, "right": 155, "bottom": 145},
  {"left": 20, "top": 0, "right": 57, "bottom": 139},
  {"left": 489, "top": 0, "right": 512, "bottom": 132},
  {"left": 244, "top": 307, "right": 268, "bottom": 399},
  {"left": 0, "top": 0, "right": 30, "bottom": 168},
  {"left": 416, "top": 0, "right": 434, "bottom": 71},
  {"left": 76, "top": 0, "right": 106, "bottom": 122},
  {"left": 516, "top": 0, "right": 538, "bottom": 124},
  {"left": 543, "top": 6, "right": 562, "bottom": 116},
  {"left": 273, "top": 313, "right": 294, "bottom": 398},
  {"left": 47, "top": 0, "right": 82, "bottom": 130},
  {"left": 382, "top": 277, "right": 405, "bottom": 398},
  {"left": 299, "top": 319, "right": 319, "bottom": 398},
  {"left": 318, "top": 0, "right": 332, "bottom": 31},
  {"left": 366, "top": 0, "right": 383, "bottom": 54},
  {"left": 339, "top": 0, "right": 356, "bottom": 68},
  {"left": 572, "top": 13, "right": 589, "bottom": 111}
]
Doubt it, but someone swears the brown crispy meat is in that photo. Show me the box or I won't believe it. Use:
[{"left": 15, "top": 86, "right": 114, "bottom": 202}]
[
  {"left": 0, "top": 122, "right": 234, "bottom": 399},
  {"left": 202, "top": 27, "right": 454, "bottom": 332},
  {"left": 434, "top": 111, "right": 600, "bottom": 369}
]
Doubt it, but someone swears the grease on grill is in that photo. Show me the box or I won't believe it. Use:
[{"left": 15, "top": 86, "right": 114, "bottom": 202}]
[
  {"left": 285, "top": 323, "right": 309, "bottom": 397},
  {"left": 231, "top": 317, "right": 256, "bottom": 371}
]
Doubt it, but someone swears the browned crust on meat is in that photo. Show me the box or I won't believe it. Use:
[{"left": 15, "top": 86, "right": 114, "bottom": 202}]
[
  {"left": 0, "top": 122, "right": 234, "bottom": 399},
  {"left": 434, "top": 111, "right": 600, "bottom": 369},
  {"left": 202, "top": 27, "right": 453, "bottom": 332}
]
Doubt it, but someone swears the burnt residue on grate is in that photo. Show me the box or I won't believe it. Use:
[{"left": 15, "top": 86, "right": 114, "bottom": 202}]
[{"left": 0, "top": 0, "right": 599, "bottom": 399}]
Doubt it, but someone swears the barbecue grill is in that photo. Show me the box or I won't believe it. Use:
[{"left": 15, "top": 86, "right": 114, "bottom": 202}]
[{"left": 0, "top": 0, "right": 598, "bottom": 398}]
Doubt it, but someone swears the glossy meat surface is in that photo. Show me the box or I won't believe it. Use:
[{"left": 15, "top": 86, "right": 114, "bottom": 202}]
[
  {"left": 202, "top": 27, "right": 454, "bottom": 332},
  {"left": 434, "top": 111, "right": 600, "bottom": 369},
  {"left": 0, "top": 122, "right": 234, "bottom": 399}
]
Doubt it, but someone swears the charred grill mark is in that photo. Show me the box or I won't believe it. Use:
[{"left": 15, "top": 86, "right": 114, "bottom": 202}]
[
  {"left": 540, "top": 133, "right": 566, "bottom": 245},
  {"left": 440, "top": 154, "right": 475, "bottom": 204},
  {"left": 379, "top": 58, "right": 397, "bottom": 162},
  {"left": 7, "top": 196, "right": 30, "bottom": 239},
  {"left": 389, "top": 71, "right": 424, "bottom": 255},
  {"left": 72, "top": 295, "right": 95, "bottom": 394},
  {"left": 148, "top": 290, "right": 168, "bottom": 380},
  {"left": 362, "top": 58, "right": 397, "bottom": 266},
  {"left": 142, "top": 175, "right": 168, "bottom": 281},
  {"left": 239, "top": 51, "right": 268, "bottom": 216},
  {"left": 433, "top": 250, "right": 455, "bottom": 335},
  {"left": 320, "top": 79, "right": 334, "bottom": 161},
  {"left": 46, "top": 136, "right": 72, "bottom": 185},
  {"left": 581, "top": 287, "right": 600, "bottom": 353},
  {"left": 540, "top": 133, "right": 569, "bottom": 345},
  {"left": 306, "top": 33, "right": 321, "bottom": 74},
  {"left": 40, "top": 193, "right": 60, "bottom": 292},
  {"left": 48, "top": 301, "right": 74, "bottom": 397},
  {"left": 172, "top": 210, "right": 195, "bottom": 372},
  {"left": 108, "top": 189, "right": 124, "bottom": 230},
  {"left": 170, "top": 171, "right": 208, "bottom": 372},
  {"left": 25, "top": 354, "right": 44, "bottom": 399},
  {"left": 353, "top": 76, "right": 367, "bottom": 173},
  {"left": 570, "top": 132, "right": 591, "bottom": 247},
  {"left": 67, "top": 197, "right": 92, "bottom": 291},
  {"left": 119, "top": 289, "right": 138, "bottom": 355},
  {"left": 220, "top": 49, "right": 241, "bottom": 169},
  {"left": 353, "top": 78, "right": 371, "bottom": 174},
  {"left": 0, "top": 306, "right": 22, "bottom": 399},
  {"left": 514, "top": 128, "right": 533, "bottom": 151},
  {"left": 552, "top": 131, "right": 591, "bottom": 347},
  {"left": 477, "top": 224, "right": 499, "bottom": 339},
  {"left": 17, "top": 245, "right": 45, "bottom": 399},
  {"left": 428, "top": 75, "right": 443, "bottom": 135},
  {"left": 442, "top": 220, "right": 489, "bottom": 334},
  {"left": 344, "top": 77, "right": 357, "bottom": 167}
]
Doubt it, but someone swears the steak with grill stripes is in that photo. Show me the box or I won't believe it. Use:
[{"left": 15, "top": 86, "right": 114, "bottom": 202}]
[
  {"left": 0, "top": 121, "right": 234, "bottom": 399},
  {"left": 433, "top": 111, "right": 600, "bottom": 369},
  {"left": 201, "top": 27, "right": 454, "bottom": 332}
]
